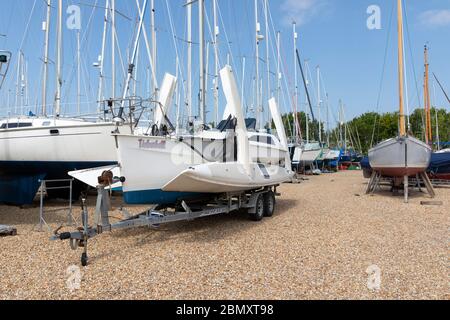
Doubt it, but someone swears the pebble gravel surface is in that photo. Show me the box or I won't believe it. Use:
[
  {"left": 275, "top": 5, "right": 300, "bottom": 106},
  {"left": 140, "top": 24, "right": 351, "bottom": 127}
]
[{"left": 0, "top": 171, "right": 448, "bottom": 300}]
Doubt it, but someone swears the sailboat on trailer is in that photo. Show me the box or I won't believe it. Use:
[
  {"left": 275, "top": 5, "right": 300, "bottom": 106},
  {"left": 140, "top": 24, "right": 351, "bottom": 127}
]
[{"left": 163, "top": 67, "right": 293, "bottom": 194}]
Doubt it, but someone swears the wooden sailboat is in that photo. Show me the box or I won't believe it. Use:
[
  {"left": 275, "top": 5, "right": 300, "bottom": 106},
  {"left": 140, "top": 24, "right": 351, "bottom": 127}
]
[{"left": 368, "top": 0, "right": 433, "bottom": 202}]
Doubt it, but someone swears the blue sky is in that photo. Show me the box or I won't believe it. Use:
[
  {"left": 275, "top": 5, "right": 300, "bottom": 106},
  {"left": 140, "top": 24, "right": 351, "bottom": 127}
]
[{"left": 0, "top": 0, "right": 449, "bottom": 126}]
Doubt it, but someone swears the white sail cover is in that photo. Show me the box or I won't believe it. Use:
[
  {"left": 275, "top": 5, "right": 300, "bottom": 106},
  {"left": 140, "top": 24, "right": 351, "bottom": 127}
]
[
  {"left": 220, "top": 65, "right": 251, "bottom": 174},
  {"left": 154, "top": 73, "right": 177, "bottom": 128}
]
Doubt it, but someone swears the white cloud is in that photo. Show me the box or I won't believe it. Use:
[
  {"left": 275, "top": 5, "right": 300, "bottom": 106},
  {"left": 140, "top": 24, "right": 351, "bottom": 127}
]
[
  {"left": 280, "top": 0, "right": 326, "bottom": 27},
  {"left": 419, "top": 9, "right": 450, "bottom": 27}
]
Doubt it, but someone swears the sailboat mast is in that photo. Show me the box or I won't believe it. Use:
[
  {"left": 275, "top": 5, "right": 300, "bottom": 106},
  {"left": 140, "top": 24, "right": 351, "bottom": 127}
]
[
  {"left": 397, "top": 0, "right": 406, "bottom": 136},
  {"left": 435, "top": 109, "right": 440, "bottom": 151},
  {"left": 255, "top": 0, "right": 262, "bottom": 130},
  {"left": 304, "top": 60, "right": 310, "bottom": 143},
  {"left": 205, "top": 41, "right": 210, "bottom": 110},
  {"left": 151, "top": 0, "right": 157, "bottom": 97},
  {"left": 213, "top": 0, "right": 219, "bottom": 126},
  {"left": 14, "top": 50, "right": 21, "bottom": 114},
  {"left": 187, "top": 0, "right": 192, "bottom": 119},
  {"left": 97, "top": 0, "right": 109, "bottom": 117},
  {"left": 110, "top": 0, "right": 116, "bottom": 99},
  {"left": 198, "top": 0, "right": 206, "bottom": 124},
  {"left": 77, "top": 31, "right": 81, "bottom": 115},
  {"left": 431, "top": 79, "right": 440, "bottom": 150},
  {"left": 326, "top": 93, "right": 330, "bottom": 147},
  {"left": 317, "top": 65, "right": 321, "bottom": 144},
  {"left": 264, "top": 0, "right": 270, "bottom": 125},
  {"left": 339, "top": 99, "right": 343, "bottom": 149},
  {"left": 55, "top": 0, "right": 62, "bottom": 117},
  {"left": 423, "top": 50, "right": 428, "bottom": 144},
  {"left": 424, "top": 45, "right": 432, "bottom": 144},
  {"left": 344, "top": 107, "right": 347, "bottom": 152},
  {"left": 293, "top": 22, "right": 298, "bottom": 142},
  {"left": 42, "top": 0, "right": 51, "bottom": 116}
]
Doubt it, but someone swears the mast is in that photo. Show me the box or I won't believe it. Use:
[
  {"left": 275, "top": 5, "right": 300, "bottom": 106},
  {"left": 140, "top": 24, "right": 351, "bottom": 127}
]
[
  {"left": 213, "top": 0, "right": 219, "bottom": 126},
  {"left": 293, "top": 22, "right": 298, "bottom": 142},
  {"left": 343, "top": 103, "right": 347, "bottom": 152},
  {"left": 264, "top": 0, "right": 270, "bottom": 125},
  {"left": 42, "top": 0, "right": 51, "bottom": 116},
  {"left": 111, "top": 0, "right": 116, "bottom": 99},
  {"left": 339, "top": 99, "right": 343, "bottom": 149},
  {"left": 97, "top": 0, "right": 110, "bottom": 117},
  {"left": 255, "top": 0, "right": 261, "bottom": 130},
  {"left": 151, "top": 0, "right": 157, "bottom": 97},
  {"left": 55, "top": 0, "right": 63, "bottom": 117},
  {"left": 186, "top": 0, "right": 192, "bottom": 119},
  {"left": 241, "top": 56, "right": 246, "bottom": 109},
  {"left": 198, "top": 0, "right": 206, "bottom": 124},
  {"left": 175, "top": 56, "right": 180, "bottom": 134},
  {"left": 77, "top": 30, "right": 81, "bottom": 114},
  {"left": 304, "top": 60, "right": 310, "bottom": 143},
  {"left": 205, "top": 41, "right": 210, "bottom": 111},
  {"left": 317, "top": 65, "right": 321, "bottom": 144},
  {"left": 14, "top": 50, "right": 21, "bottom": 114},
  {"left": 435, "top": 109, "right": 440, "bottom": 151},
  {"left": 432, "top": 79, "right": 440, "bottom": 150},
  {"left": 397, "top": 0, "right": 406, "bottom": 136},
  {"left": 424, "top": 45, "right": 432, "bottom": 144},
  {"left": 326, "top": 93, "right": 330, "bottom": 147}
]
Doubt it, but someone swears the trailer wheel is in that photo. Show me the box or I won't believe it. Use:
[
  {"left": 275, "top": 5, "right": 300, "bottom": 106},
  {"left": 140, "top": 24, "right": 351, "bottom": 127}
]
[
  {"left": 263, "top": 191, "right": 276, "bottom": 217},
  {"left": 249, "top": 194, "right": 265, "bottom": 222}
]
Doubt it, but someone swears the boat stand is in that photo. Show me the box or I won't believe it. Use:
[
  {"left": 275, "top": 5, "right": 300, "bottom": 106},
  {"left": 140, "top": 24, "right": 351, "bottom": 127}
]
[
  {"left": 366, "top": 171, "right": 436, "bottom": 203},
  {"left": 34, "top": 179, "right": 77, "bottom": 232},
  {"left": 365, "top": 171, "right": 383, "bottom": 194}
]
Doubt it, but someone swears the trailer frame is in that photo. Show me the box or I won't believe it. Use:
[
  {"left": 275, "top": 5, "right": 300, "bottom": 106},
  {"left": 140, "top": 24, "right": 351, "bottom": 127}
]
[{"left": 52, "top": 184, "right": 280, "bottom": 266}]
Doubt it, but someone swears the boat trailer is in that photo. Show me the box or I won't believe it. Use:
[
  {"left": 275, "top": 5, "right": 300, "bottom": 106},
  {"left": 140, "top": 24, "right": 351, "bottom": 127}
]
[{"left": 52, "top": 178, "right": 279, "bottom": 266}]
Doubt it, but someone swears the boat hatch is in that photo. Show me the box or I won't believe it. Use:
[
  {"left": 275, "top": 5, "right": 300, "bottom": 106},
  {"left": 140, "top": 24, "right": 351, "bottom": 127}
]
[{"left": 0, "top": 55, "right": 7, "bottom": 63}]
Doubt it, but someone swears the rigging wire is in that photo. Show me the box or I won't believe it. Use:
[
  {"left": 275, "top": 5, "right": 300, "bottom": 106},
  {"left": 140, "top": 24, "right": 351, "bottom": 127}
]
[
  {"left": 370, "top": 0, "right": 395, "bottom": 148},
  {"left": 164, "top": 0, "right": 186, "bottom": 108}
]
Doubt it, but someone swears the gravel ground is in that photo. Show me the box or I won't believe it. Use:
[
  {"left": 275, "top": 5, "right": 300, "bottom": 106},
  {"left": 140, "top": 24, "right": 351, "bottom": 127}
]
[{"left": 0, "top": 171, "right": 448, "bottom": 300}]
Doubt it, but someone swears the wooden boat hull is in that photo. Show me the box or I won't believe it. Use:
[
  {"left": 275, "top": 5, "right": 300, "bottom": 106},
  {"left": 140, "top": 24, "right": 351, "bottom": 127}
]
[{"left": 369, "top": 136, "right": 431, "bottom": 177}]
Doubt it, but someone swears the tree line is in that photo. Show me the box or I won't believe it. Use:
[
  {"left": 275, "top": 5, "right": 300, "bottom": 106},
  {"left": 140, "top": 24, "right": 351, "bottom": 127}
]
[{"left": 279, "top": 107, "right": 450, "bottom": 154}]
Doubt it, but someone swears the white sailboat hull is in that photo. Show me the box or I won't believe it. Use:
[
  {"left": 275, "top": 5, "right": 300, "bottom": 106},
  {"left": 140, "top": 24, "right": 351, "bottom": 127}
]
[
  {"left": 0, "top": 119, "right": 127, "bottom": 177},
  {"left": 115, "top": 132, "right": 288, "bottom": 204},
  {"left": 0, "top": 120, "right": 123, "bottom": 164},
  {"left": 163, "top": 162, "right": 292, "bottom": 193}
]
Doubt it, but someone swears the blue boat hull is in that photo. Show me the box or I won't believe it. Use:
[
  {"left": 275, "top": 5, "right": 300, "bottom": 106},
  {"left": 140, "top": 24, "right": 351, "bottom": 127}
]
[{"left": 0, "top": 161, "right": 116, "bottom": 205}]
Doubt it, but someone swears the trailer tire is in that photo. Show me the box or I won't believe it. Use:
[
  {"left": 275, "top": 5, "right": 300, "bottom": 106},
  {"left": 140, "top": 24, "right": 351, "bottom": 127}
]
[
  {"left": 263, "top": 191, "right": 276, "bottom": 217},
  {"left": 249, "top": 194, "right": 265, "bottom": 222}
]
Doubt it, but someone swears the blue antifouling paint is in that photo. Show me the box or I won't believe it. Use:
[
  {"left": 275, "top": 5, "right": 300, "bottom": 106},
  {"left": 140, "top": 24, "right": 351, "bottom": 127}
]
[
  {"left": 124, "top": 189, "right": 204, "bottom": 205},
  {"left": 0, "top": 174, "right": 46, "bottom": 205}
]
